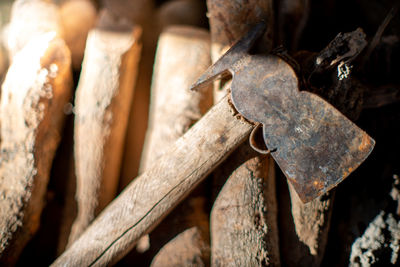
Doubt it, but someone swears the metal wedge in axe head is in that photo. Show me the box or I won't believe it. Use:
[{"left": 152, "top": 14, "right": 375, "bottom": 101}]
[{"left": 191, "top": 22, "right": 375, "bottom": 203}]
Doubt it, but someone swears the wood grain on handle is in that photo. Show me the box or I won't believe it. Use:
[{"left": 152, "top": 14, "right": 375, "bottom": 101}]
[{"left": 52, "top": 96, "right": 253, "bottom": 266}]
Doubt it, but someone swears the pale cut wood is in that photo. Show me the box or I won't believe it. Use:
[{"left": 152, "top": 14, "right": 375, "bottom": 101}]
[
  {"left": 52, "top": 95, "right": 254, "bottom": 266},
  {"left": 5, "top": 0, "right": 63, "bottom": 60},
  {"left": 140, "top": 26, "right": 212, "bottom": 171},
  {"left": 68, "top": 11, "right": 142, "bottom": 245},
  {"left": 138, "top": 26, "right": 212, "bottom": 265},
  {"left": 0, "top": 33, "right": 72, "bottom": 265},
  {"left": 206, "top": 0, "right": 280, "bottom": 266},
  {"left": 60, "top": 0, "right": 97, "bottom": 69}
]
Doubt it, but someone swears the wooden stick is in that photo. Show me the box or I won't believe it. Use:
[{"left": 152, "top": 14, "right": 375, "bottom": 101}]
[
  {"left": 51, "top": 95, "right": 254, "bottom": 266},
  {"left": 140, "top": 26, "right": 212, "bottom": 172},
  {"left": 68, "top": 10, "right": 142, "bottom": 245},
  {"left": 138, "top": 26, "right": 212, "bottom": 265},
  {"left": 0, "top": 32, "right": 72, "bottom": 264},
  {"left": 60, "top": 0, "right": 97, "bottom": 69},
  {"left": 206, "top": 0, "right": 280, "bottom": 265}
]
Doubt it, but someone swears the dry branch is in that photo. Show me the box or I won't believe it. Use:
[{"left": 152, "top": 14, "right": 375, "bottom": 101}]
[
  {"left": 52, "top": 95, "right": 254, "bottom": 266},
  {"left": 68, "top": 10, "right": 142, "bottom": 244},
  {"left": 138, "top": 26, "right": 212, "bottom": 265},
  {"left": 0, "top": 33, "right": 72, "bottom": 264}
]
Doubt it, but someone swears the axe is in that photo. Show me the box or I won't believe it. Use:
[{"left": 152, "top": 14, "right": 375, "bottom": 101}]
[{"left": 52, "top": 23, "right": 374, "bottom": 266}]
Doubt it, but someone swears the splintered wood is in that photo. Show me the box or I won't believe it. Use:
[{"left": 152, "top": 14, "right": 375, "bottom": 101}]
[
  {"left": 0, "top": 33, "right": 72, "bottom": 264},
  {"left": 68, "top": 11, "right": 142, "bottom": 244}
]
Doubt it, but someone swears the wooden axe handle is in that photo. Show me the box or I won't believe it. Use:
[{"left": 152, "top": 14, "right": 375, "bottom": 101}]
[{"left": 52, "top": 96, "right": 253, "bottom": 266}]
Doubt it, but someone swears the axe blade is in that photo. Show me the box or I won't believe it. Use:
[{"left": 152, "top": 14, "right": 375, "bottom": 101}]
[
  {"left": 190, "top": 21, "right": 266, "bottom": 91},
  {"left": 228, "top": 53, "right": 375, "bottom": 203},
  {"left": 192, "top": 23, "right": 375, "bottom": 203}
]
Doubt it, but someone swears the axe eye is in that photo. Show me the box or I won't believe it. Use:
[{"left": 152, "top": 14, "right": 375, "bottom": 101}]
[{"left": 249, "top": 123, "right": 276, "bottom": 155}]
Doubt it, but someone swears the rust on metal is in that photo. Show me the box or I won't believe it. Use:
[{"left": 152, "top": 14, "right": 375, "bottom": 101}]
[{"left": 191, "top": 22, "right": 375, "bottom": 203}]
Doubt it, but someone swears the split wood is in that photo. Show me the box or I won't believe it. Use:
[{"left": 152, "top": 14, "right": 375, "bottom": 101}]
[
  {"left": 52, "top": 95, "right": 253, "bottom": 266},
  {"left": 68, "top": 10, "right": 142, "bottom": 245},
  {"left": 0, "top": 0, "right": 72, "bottom": 264},
  {"left": 0, "top": 34, "right": 72, "bottom": 265}
]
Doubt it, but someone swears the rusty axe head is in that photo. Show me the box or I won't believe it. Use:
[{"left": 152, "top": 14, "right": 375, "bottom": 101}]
[{"left": 191, "top": 22, "right": 375, "bottom": 203}]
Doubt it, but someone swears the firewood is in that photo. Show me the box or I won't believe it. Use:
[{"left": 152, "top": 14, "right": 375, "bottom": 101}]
[
  {"left": 51, "top": 95, "right": 254, "bottom": 266},
  {"left": 4, "top": 0, "right": 63, "bottom": 60},
  {"left": 140, "top": 26, "right": 212, "bottom": 171},
  {"left": 0, "top": 33, "right": 72, "bottom": 265},
  {"left": 60, "top": 0, "right": 97, "bottom": 69},
  {"left": 211, "top": 142, "right": 279, "bottom": 266},
  {"left": 206, "top": 0, "right": 280, "bottom": 266},
  {"left": 283, "top": 184, "right": 334, "bottom": 266},
  {"left": 67, "top": 10, "right": 142, "bottom": 245},
  {"left": 138, "top": 26, "right": 212, "bottom": 265}
]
